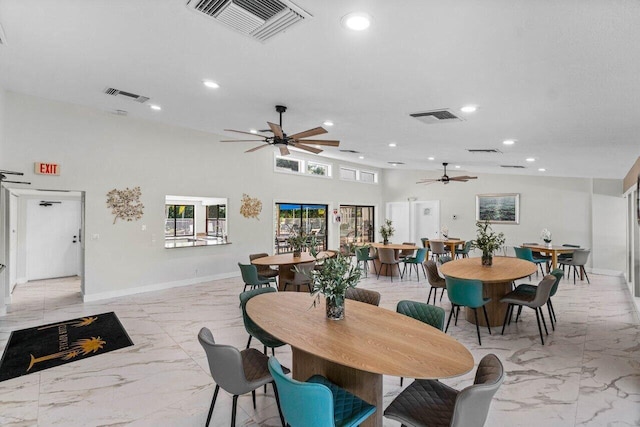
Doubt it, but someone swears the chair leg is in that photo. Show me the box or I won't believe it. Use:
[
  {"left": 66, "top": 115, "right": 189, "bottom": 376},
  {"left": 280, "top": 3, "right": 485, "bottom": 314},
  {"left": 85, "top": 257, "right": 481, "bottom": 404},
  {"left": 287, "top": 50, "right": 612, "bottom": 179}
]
[
  {"left": 246, "top": 335, "right": 252, "bottom": 349},
  {"left": 534, "top": 308, "right": 545, "bottom": 345},
  {"left": 400, "top": 377, "right": 404, "bottom": 386},
  {"left": 376, "top": 263, "right": 382, "bottom": 280},
  {"left": 548, "top": 299, "right": 557, "bottom": 323},
  {"left": 445, "top": 306, "right": 456, "bottom": 332},
  {"left": 582, "top": 267, "right": 590, "bottom": 284},
  {"left": 427, "top": 287, "right": 435, "bottom": 305},
  {"left": 252, "top": 390, "right": 256, "bottom": 409},
  {"left": 421, "top": 264, "right": 427, "bottom": 279},
  {"left": 501, "top": 304, "right": 511, "bottom": 335},
  {"left": 205, "top": 384, "right": 219, "bottom": 427},
  {"left": 263, "top": 345, "right": 267, "bottom": 355},
  {"left": 539, "top": 307, "right": 549, "bottom": 335},
  {"left": 231, "top": 395, "right": 238, "bottom": 427},
  {"left": 397, "top": 264, "right": 403, "bottom": 279},
  {"left": 454, "top": 306, "right": 460, "bottom": 326},
  {"left": 272, "top": 382, "right": 286, "bottom": 427},
  {"left": 473, "top": 308, "right": 482, "bottom": 346},
  {"left": 482, "top": 305, "right": 491, "bottom": 335},
  {"left": 547, "top": 303, "right": 555, "bottom": 331},
  {"left": 515, "top": 305, "right": 523, "bottom": 323},
  {"left": 440, "top": 288, "right": 445, "bottom": 302},
  {"left": 372, "top": 260, "right": 378, "bottom": 275}
]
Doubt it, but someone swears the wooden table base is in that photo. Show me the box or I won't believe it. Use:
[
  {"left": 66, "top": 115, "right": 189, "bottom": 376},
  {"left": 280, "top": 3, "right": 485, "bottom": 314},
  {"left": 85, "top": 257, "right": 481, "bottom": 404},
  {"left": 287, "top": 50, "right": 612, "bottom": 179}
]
[
  {"left": 465, "top": 281, "right": 513, "bottom": 327},
  {"left": 292, "top": 347, "right": 382, "bottom": 427}
]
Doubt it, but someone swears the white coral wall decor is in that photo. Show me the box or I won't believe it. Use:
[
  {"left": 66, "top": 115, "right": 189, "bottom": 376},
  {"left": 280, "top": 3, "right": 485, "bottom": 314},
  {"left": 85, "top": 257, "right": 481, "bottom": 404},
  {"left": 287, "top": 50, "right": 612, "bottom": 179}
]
[
  {"left": 106, "top": 186, "right": 144, "bottom": 224},
  {"left": 240, "top": 193, "right": 262, "bottom": 220}
]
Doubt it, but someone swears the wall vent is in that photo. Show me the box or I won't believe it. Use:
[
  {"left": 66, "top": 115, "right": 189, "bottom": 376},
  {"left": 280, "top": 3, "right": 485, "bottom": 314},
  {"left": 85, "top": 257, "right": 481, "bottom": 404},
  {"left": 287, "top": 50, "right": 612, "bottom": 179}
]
[
  {"left": 500, "top": 165, "right": 525, "bottom": 169},
  {"left": 103, "top": 87, "right": 150, "bottom": 104},
  {"left": 410, "top": 109, "right": 463, "bottom": 124},
  {"left": 467, "top": 149, "right": 502, "bottom": 154},
  {"left": 187, "top": 0, "right": 311, "bottom": 42}
]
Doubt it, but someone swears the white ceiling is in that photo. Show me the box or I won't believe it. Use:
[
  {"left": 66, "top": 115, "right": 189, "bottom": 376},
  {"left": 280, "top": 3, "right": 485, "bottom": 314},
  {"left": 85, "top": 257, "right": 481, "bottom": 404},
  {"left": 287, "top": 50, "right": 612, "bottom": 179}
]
[{"left": 1, "top": 0, "right": 639, "bottom": 179}]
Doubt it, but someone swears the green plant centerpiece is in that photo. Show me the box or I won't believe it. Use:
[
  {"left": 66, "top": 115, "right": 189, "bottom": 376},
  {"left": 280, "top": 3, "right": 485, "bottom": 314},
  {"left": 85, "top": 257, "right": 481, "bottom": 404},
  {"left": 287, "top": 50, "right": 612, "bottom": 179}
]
[
  {"left": 307, "top": 253, "right": 362, "bottom": 320},
  {"left": 379, "top": 219, "right": 395, "bottom": 245},
  {"left": 471, "top": 220, "right": 506, "bottom": 266},
  {"left": 287, "top": 231, "right": 308, "bottom": 257}
]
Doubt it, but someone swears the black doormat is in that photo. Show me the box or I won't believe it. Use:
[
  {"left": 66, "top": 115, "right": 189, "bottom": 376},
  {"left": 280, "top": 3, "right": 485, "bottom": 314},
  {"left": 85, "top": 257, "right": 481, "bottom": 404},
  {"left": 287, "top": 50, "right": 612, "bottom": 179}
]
[{"left": 0, "top": 312, "right": 133, "bottom": 382}]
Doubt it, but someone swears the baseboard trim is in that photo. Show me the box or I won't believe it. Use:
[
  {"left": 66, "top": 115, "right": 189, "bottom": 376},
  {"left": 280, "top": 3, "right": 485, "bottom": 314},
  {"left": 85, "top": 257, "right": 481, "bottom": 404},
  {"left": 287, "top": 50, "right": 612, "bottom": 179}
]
[
  {"left": 589, "top": 268, "right": 623, "bottom": 276},
  {"left": 82, "top": 272, "right": 240, "bottom": 302},
  {"left": 17, "top": 277, "right": 27, "bottom": 285}
]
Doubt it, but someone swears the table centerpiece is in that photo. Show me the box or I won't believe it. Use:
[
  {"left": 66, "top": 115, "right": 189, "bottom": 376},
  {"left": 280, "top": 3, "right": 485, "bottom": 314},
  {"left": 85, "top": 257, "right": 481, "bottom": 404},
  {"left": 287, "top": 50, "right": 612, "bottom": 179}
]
[
  {"left": 306, "top": 253, "right": 362, "bottom": 320},
  {"left": 541, "top": 228, "right": 552, "bottom": 248},
  {"left": 471, "top": 220, "right": 505, "bottom": 266},
  {"left": 379, "top": 219, "right": 395, "bottom": 245}
]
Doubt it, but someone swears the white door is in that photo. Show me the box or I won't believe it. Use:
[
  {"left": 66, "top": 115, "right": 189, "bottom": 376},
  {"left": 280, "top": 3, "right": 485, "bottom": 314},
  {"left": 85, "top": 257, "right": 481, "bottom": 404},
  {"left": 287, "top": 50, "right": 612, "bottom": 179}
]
[
  {"left": 386, "top": 202, "right": 411, "bottom": 243},
  {"left": 26, "top": 199, "right": 81, "bottom": 280},
  {"left": 9, "top": 193, "right": 18, "bottom": 290},
  {"left": 412, "top": 201, "right": 440, "bottom": 242}
]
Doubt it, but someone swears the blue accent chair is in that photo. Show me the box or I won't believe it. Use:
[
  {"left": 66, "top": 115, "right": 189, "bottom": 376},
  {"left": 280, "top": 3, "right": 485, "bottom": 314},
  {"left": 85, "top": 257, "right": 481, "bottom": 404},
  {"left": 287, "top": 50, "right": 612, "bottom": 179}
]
[
  {"left": 445, "top": 277, "right": 492, "bottom": 345},
  {"left": 402, "top": 247, "right": 428, "bottom": 281},
  {"left": 514, "top": 247, "right": 547, "bottom": 277}
]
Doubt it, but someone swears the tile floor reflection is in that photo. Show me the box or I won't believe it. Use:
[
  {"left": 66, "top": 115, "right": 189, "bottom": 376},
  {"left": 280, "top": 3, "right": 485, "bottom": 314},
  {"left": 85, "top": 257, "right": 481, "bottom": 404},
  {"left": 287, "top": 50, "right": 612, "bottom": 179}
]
[{"left": 1, "top": 270, "right": 639, "bottom": 426}]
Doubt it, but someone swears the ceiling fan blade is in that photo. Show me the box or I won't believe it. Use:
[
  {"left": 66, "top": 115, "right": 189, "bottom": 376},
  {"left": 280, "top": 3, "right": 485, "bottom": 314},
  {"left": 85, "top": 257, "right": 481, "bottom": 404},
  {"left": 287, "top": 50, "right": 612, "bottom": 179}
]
[
  {"left": 451, "top": 175, "right": 478, "bottom": 180},
  {"left": 278, "top": 145, "right": 290, "bottom": 156},
  {"left": 245, "top": 144, "right": 270, "bottom": 153},
  {"left": 296, "top": 139, "right": 340, "bottom": 146},
  {"left": 416, "top": 180, "right": 438, "bottom": 185},
  {"left": 224, "top": 129, "right": 270, "bottom": 138},
  {"left": 291, "top": 142, "right": 323, "bottom": 154},
  {"left": 2, "top": 180, "right": 31, "bottom": 184},
  {"left": 268, "top": 122, "right": 284, "bottom": 139},
  {"left": 220, "top": 139, "right": 264, "bottom": 142},
  {"left": 288, "top": 127, "right": 327, "bottom": 140}
]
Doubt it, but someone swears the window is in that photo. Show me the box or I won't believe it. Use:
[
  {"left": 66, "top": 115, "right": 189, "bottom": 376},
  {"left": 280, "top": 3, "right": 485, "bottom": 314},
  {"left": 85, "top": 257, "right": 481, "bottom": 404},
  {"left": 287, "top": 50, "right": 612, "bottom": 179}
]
[
  {"left": 359, "top": 170, "right": 377, "bottom": 183},
  {"left": 275, "top": 157, "right": 301, "bottom": 173},
  {"left": 275, "top": 203, "right": 328, "bottom": 254},
  {"left": 340, "top": 205, "right": 375, "bottom": 247},
  {"left": 307, "top": 161, "right": 330, "bottom": 176},
  {"left": 206, "top": 205, "right": 226, "bottom": 237},
  {"left": 165, "top": 204, "right": 195, "bottom": 237},
  {"left": 340, "top": 167, "right": 357, "bottom": 181},
  {"left": 339, "top": 166, "right": 378, "bottom": 183},
  {"left": 275, "top": 155, "right": 332, "bottom": 178}
]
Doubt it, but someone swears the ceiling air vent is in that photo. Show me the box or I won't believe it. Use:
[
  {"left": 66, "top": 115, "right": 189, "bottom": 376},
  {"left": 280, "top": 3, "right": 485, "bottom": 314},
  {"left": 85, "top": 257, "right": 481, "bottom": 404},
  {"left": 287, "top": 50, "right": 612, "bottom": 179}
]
[
  {"left": 340, "top": 149, "right": 360, "bottom": 154},
  {"left": 103, "top": 87, "right": 150, "bottom": 104},
  {"left": 187, "top": 0, "right": 311, "bottom": 42},
  {"left": 467, "top": 149, "right": 502, "bottom": 154},
  {"left": 410, "top": 109, "right": 464, "bottom": 125},
  {"left": 500, "top": 165, "right": 525, "bottom": 169}
]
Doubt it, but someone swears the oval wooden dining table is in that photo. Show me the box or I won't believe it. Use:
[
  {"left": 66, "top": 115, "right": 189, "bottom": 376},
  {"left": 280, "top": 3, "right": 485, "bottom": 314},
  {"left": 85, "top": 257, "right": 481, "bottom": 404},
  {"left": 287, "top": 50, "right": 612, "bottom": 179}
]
[
  {"left": 247, "top": 292, "right": 474, "bottom": 427},
  {"left": 439, "top": 256, "right": 537, "bottom": 327}
]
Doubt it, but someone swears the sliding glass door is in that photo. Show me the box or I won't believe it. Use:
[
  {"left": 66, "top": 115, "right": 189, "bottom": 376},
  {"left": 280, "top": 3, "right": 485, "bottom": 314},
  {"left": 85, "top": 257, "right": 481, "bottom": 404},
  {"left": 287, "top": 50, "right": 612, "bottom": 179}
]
[
  {"left": 275, "top": 203, "right": 328, "bottom": 253},
  {"left": 340, "top": 205, "right": 375, "bottom": 247}
]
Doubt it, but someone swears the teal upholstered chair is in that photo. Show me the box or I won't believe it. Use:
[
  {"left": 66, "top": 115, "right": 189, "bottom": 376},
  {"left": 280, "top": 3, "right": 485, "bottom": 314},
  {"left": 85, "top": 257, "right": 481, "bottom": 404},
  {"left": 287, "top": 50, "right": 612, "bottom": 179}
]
[
  {"left": 249, "top": 253, "right": 278, "bottom": 286},
  {"left": 396, "top": 300, "right": 445, "bottom": 385},
  {"left": 455, "top": 241, "right": 472, "bottom": 259},
  {"left": 238, "top": 262, "right": 273, "bottom": 292},
  {"left": 438, "top": 255, "right": 452, "bottom": 264},
  {"left": 268, "top": 357, "right": 376, "bottom": 427},
  {"left": 355, "top": 246, "right": 377, "bottom": 277},
  {"left": 402, "top": 247, "right": 428, "bottom": 281},
  {"left": 239, "top": 287, "right": 287, "bottom": 354},
  {"left": 513, "top": 268, "right": 563, "bottom": 329},
  {"left": 445, "top": 277, "right": 492, "bottom": 345},
  {"left": 514, "top": 247, "right": 547, "bottom": 277}
]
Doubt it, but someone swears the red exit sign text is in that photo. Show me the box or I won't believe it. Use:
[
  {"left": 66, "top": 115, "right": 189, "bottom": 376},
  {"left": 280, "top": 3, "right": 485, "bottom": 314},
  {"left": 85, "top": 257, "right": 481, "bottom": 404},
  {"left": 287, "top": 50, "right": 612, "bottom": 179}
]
[{"left": 34, "top": 162, "right": 60, "bottom": 175}]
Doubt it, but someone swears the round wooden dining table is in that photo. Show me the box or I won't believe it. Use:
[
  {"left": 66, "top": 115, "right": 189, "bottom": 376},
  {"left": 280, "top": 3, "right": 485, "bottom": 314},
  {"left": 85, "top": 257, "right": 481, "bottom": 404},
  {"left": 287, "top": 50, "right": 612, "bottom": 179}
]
[
  {"left": 251, "top": 252, "right": 331, "bottom": 291},
  {"left": 439, "top": 256, "right": 537, "bottom": 327},
  {"left": 247, "top": 292, "right": 474, "bottom": 427}
]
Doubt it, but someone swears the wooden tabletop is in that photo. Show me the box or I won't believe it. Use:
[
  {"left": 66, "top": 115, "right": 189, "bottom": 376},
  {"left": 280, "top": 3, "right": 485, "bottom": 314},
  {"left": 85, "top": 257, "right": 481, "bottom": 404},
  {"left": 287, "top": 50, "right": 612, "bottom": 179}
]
[
  {"left": 429, "top": 239, "right": 465, "bottom": 245},
  {"left": 439, "top": 256, "right": 536, "bottom": 283},
  {"left": 251, "top": 252, "right": 328, "bottom": 266},
  {"left": 521, "top": 244, "right": 577, "bottom": 253},
  {"left": 246, "top": 292, "right": 474, "bottom": 379},
  {"left": 370, "top": 243, "right": 418, "bottom": 250}
]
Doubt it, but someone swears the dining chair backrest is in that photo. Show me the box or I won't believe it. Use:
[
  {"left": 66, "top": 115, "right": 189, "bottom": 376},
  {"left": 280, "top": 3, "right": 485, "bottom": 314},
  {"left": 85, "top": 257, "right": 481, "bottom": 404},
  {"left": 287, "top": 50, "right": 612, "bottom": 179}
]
[
  {"left": 413, "top": 247, "right": 428, "bottom": 263},
  {"left": 425, "top": 260, "right": 445, "bottom": 287},
  {"left": 549, "top": 268, "right": 564, "bottom": 297},
  {"left": 238, "top": 262, "right": 263, "bottom": 286},
  {"left": 378, "top": 247, "right": 397, "bottom": 264},
  {"left": 430, "top": 241, "right": 446, "bottom": 255},
  {"left": 438, "top": 255, "right": 452, "bottom": 264},
  {"left": 421, "top": 238, "right": 430, "bottom": 248},
  {"left": 514, "top": 247, "right": 535, "bottom": 262},
  {"left": 400, "top": 242, "right": 416, "bottom": 258},
  {"left": 355, "top": 246, "right": 371, "bottom": 262},
  {"left": 450, "top": 354, "right": 505, "bottom": 427},
  {"left": 268, "top": 357, "right": 336, "bottom": 427},
  {"left": 292, "top": 261, "right": 316, "bottom": 281},
  {"left": 445, "top": 277, "right": 485, "bottom": 308},
  {"left": 345, "top": 287, "right": 381, "bottom": 306},
  {"left": 198, "top": 327, "right": 248, "bottom": 396},
  {"left": 239, "top": 287, "right": 284, "bottom": 348},
  {"left": 570, "top": 249, "right": 590, "bottom": 266},
  {"left": 528, "top": 275, "right": 556, "bottom": 308},
  {"left": 396, "top": 300, "right": 445, "bottom": 330}
]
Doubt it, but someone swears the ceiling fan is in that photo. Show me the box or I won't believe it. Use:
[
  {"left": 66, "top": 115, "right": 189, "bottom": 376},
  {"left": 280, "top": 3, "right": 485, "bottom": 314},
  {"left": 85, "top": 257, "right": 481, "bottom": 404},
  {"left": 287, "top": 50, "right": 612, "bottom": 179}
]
[
  {"left": 222, "top": 105, "right": 340, "bottom": 156},
  {"left": 416, "top": 163, "right": 477, "bottom": 185}
]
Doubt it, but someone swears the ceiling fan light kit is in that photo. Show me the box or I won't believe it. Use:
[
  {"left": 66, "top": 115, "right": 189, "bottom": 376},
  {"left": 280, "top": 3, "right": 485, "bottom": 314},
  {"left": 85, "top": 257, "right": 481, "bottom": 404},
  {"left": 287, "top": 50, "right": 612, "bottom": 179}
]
[
  {"left": 222, "top": 105, "right": 340, "bottom": 156},
  {"left": 416, "top": 163, "right": 478, "bottom": 185}
]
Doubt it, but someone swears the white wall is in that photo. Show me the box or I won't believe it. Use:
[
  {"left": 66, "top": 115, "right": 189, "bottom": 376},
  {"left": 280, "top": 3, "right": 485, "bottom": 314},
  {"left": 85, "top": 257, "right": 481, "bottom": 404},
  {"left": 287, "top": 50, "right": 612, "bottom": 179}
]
[
  {"left": 0, "top": 88, "right": 7, "bottom": 313},
  {"left": 2, "top": 92, "right": 383, "bottom": 299},
  {"left": 383, "top": 169, "right": 626, "bottom": 272}
]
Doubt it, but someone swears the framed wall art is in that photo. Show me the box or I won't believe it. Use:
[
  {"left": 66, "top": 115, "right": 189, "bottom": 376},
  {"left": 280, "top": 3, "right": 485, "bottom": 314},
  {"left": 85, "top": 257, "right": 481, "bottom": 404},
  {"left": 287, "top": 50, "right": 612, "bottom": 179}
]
[{"left": 476, "top": 193, "right": 520, "bottom": 224}]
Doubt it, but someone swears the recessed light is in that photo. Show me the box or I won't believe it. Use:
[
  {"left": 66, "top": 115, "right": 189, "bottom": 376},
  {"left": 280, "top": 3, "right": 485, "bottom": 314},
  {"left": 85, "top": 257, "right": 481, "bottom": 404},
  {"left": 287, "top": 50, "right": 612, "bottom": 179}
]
[
  {"left": 358, "top": 156, "right": 365, "bottom": 159},
  {"left": 203, "top": 80, "right": 220, "bottom": 89},
  {"left": 388, "top": 143, "right": 397, "bottom": 148},
  {"left": 388, "top": 162, "right": 404, "bottom": 166},
  {"left": 454, "top": 165, "right": 461, "bottom": 169},
  {"left": 460, "top": 105, "right": 477, "bottom": 113},
  {"left": 503, "top": 139, "right": 516, "bottom": 145},
  {"left": 149, "top": 104, "right": 161, "bottom": 111},
  {"left": 341, "top": 13, "right": 372, "bottom": 31},
  {"left": 526, "top": 158, "right": 535, "bottom": 162},
  {"left": 428, "top": 157, "right": 435, "bottom": 161},
  {"left": 538, "top": 168, "right": 546, "bottom": 172},
  {"left": 323, "top": 120, "right": 334, "bottom": 126},
  {"left": 250, "top": 129, "right": 258, "bottom": 134}
]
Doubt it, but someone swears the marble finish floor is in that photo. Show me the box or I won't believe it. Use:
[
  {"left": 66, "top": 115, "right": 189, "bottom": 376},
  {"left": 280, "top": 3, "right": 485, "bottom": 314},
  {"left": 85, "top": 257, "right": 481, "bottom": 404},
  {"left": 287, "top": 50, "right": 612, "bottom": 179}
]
[{"left": 1, "top": 270, "right": 639, "bottom": 426}]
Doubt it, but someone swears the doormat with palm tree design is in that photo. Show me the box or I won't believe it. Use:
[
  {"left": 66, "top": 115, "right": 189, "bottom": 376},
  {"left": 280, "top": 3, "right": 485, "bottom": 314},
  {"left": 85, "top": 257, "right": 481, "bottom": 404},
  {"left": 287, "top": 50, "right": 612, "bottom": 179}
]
[{"left": 0, "top": 312, "right": 133, "bottom": 382}]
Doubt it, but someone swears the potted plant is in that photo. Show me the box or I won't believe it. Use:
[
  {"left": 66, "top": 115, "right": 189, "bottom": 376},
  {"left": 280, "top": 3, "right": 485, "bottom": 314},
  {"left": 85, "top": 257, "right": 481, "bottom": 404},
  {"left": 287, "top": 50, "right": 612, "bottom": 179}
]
[
  {"left": 306, "top": 253, "right": 362, "bottom": 320},
  {"left": 471, "top": 220, "right": 505, "bottom": 266},
  {"left": 541, "top": 228, "right": 552, "bottom": 247},
  {"left": 379, "top": 219, "right": 395, "bottom": 245},
  {"left": 287, "top": 231, "right": 308, "bottom": 257}
]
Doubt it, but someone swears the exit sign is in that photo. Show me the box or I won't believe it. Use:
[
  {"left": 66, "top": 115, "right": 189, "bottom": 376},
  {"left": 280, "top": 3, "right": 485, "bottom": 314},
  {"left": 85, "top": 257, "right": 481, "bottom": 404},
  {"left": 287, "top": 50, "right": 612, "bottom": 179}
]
[{"left": 34, "top": 162, "right": 60, "bottom": 175}]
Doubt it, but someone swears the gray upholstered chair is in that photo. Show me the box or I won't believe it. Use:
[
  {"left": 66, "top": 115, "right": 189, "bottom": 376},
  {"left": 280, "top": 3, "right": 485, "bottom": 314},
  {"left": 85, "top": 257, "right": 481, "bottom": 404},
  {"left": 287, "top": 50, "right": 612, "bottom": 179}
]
[
  {"left": 425, "top": 260, "right": 446, "bottom": 305},
  {"left": 500, "top": 274, "right": 556, "bottom": 345},
  {"left": 429, "top": 240, "right": 447, "bottom": 261},
  {"left": 283, "top": 261, "right": 315, "bottom": 292},
  {"left": 513, "top": 268, "right": 564, "bottom": 330},
  {"left": 377, "top": 247, "right": 403, "bottom": 281},
  {"left": 559, "top": 248, "right": 590, "bottom": 284},
  {"left": 198, "top": 327, "right": 286, "bottom": 427},
  {"left": 384, "top": 353, "right": 505, "bottom": 427},
  {"left": 345, "top": 287, "right": 381, "bottom": 306},
  {"left": 399, "top": 242, "right": 416, "bottom": 260},
  {"left": 239, "top": 287, "right": 287, "bottom": 354},
  {"left": 396, "top": 300, "right": 445, "bottom": 386},
  {"left": 249, "top": 253, "right": 278, "bottom": 286}
]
